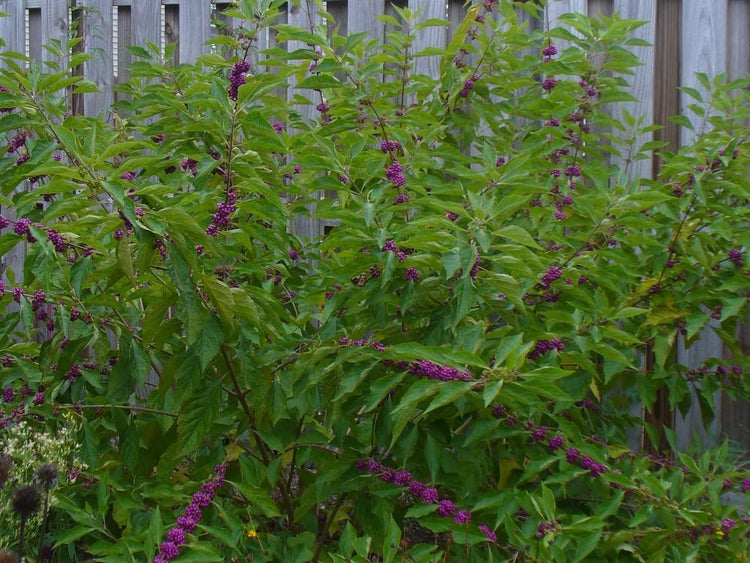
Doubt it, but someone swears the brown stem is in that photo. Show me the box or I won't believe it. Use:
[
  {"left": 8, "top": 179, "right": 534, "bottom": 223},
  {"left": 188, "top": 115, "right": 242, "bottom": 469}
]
[
  {"left": 37, "top": 488, "right": 51, "bottom": 558},
  {"left": 312, "top": 493, "right": 347, "bottom": 563},
  {"left": 58, "top": 403, "right": 177, "bottom": 417},
  {"left": 220, "top": 346, "right": 297, "bottom": 524}
]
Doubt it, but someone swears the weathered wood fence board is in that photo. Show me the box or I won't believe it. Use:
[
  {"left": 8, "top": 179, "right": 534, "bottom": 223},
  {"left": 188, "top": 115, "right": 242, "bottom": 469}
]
[{"left": 1, "top": 0, "right": 749, "bottom": 452}]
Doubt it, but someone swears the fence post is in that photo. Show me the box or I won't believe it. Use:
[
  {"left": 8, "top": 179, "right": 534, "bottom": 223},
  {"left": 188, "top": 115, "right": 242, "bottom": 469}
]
[
  {"left": 0, "top": 0, "right": 25, "bottom": 63},
  {"left": 179, "top": 0, "right": 211, "bottom": 64},
  {"left": 80, "top": 0, "right": 113, "bottom": 117},
  {"left": 673, "top": 0, "right": 728, "bottom": 452},
  {"left": 131, "top": 0, "right": 161, "bottom": 57},
  {"left": 0, "top": 1, "right": 27, "bottom": 294}
]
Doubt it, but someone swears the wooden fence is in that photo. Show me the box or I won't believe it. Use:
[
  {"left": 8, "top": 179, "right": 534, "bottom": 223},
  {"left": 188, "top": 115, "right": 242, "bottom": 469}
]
[{"left": 1, "top": 0, "right": 749, "bottom": 453}]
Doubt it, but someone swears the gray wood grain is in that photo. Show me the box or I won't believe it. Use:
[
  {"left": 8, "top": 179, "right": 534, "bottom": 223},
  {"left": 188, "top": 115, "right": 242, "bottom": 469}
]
[
  {"left": 347, "top": 0, "right": 385, "bottom": 39},
  {"left": 0, "top": 2, "right": 27, "bottom": 292},
  {"left": 178, "top": 0, "right": 210, "bottom": 63},
  {"left": 680, "top": 0, "right": 727, "bottom": 140},
  {"left": 131, "top": 0, "right": 161, "bottom": 55},
  {"left": 80, "top": 0, "right": 113, "bottom": 117},
  {"left": 0, "top": 0, "right": 25, "bottom": 66},
  {"left": 287, "top": 0, "right": 323, "bottom": 242},
  {"left": 727, "top": 0, "right": 750, "bottom": 81},
  {"left": 42, "top": 0, "right": 68, "bottom": 67},
  {"left": 113, "top": 4, "right": 130, "bottom": 102},
  {"left": 545, "top": 0, "right": 587, "bottom": 52},
  {"left": 28, "top": 8, "right": 42, "bottom": 63},
  {"left": 326, "top": 0, "right": 347, "bottom": 38},
  {"left": 587, "top": 0, "right": 612, "bottom": 17},
  {"left": 612, "top": 0, "right": 656, "bottom": 183},
  {"left": 410, "top": 0, "right": 446, "bottom": 80},
  {"left": 164, "top": 4, "right": 178, "bottom": 64},
  {"left": 674, "top": 0, "right": 728, "bottom": 451}
]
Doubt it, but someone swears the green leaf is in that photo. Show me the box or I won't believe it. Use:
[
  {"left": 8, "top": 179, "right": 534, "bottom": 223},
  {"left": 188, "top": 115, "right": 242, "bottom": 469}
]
[
  {"left": 178, "top": 379, "right": 222, "bottom": 455},
  {"left": 382, "top": 515, "right": 402, "bottom": 563},
  {"left": 193, "top": 314, "right": 225, "bottom": 370},
  {"left": 388, "top": 342, "right": 484, "bottom": 369}
]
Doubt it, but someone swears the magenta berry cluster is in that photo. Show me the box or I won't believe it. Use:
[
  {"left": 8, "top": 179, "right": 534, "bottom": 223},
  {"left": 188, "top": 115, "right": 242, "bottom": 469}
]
[
  {"left": 354, "top": 460, "right": 497, "bottom": 541},
  {"left": 539, "top": 266, "right": 562, "bottom": 289},
  {"left": 155, "top": 465, "right": 226, "bottom": 563},
  {"left": 228, "top": 61, "right": 251, "bottom": 101},
  {"left": 528, "top": 338, "right": 564, "bottom": 360},
  {"left": 459, "top": 73, "right": 479, "bottom": 97},
  {"left": 206, "top": 189, "right": 237, "bottom": 237},
  {"left": 728, "top": 248, "right": 743, "bottom": 267},
  {"left": 380, "top": 139, "right": 401, "bottom": 153},
  {"left": 407, "top": 359, "right": 472, "bottom": 382},
  {"left": 542, "top": 77, "right": 557, "bottom": 91},
  {"left": 386, "top": 161, "right": 405, "bottom": 186},
  {"left": 0, "top": 84, "right": 13, "bottom": 113}
]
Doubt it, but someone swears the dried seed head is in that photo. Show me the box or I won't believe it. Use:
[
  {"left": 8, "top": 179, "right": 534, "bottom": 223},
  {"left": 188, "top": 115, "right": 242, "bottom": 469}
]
[
  {"left": 34, "top": 464, "right": 59, "bottom": 490},
  {"left": 11, "top": 484, "right": 41, "bottom": 519}
]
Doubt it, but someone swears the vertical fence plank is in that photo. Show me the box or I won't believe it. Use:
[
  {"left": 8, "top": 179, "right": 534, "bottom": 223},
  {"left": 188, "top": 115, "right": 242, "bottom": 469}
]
[
  {"left": 447, "top": 0, "right": 465, "bottom": 38},
  {"left": 0, "top": 1, "right": 27, "bottom": 292},
  {"left": 545, "top": 0, "right": 587, "bottom": 50},
  {"left": 0, "top": 0, "right": 25, "bottom": 64},
  {"left": 612, "top": 0, "right": 656, "bottom": 183},
  {"left": 131, "top": 0, "right": 160, "bottom": 55},
  {"left": 347, "top": 0, "right": 384, "bottom": 37},
  {"left": 114, "top": 4, "right": 130, "bottom": 100},
  {"left": 609, "top": 0, "right": 656, "bottom": 452},
  {"left": 80, "top": 0, "right": 113, "bottom": 117},
  {"left": 179, "top": 0, "right": 210, "bottom": 63},
  {"left": 651, "top": 0, "right": 681, "bottom": 176},
  {"left": 287, "top": 0, "right": 323, "bottom": 242},
  {"left": 719, "top": 0, "right": 750, "bottom": 456},
  {"left": 680, "top": 0, "right": 727, "bottom": 137},
  {"left": 42, "top": 0, "right": 69, "bottom": 66},
  {"left": 673, "top": 0, "right": 729, "bottom": 452},
  {"left": 326, "top": 0, "right": 347, "bottom": 37},
  {"left": 164, "top": 4, "right": 179, "bottom": 64},
  {"left": 409, "top": 0, "right": 446, "bottom": 79},
  {"left": 727, "top": 0, "right": 750, "bottom": 82}
]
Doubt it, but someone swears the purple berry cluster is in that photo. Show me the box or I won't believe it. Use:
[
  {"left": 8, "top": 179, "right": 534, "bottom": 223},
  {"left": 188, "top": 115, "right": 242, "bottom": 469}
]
[
  {"left": 206, "top": 190, "right": 237, "bottom": 237},
  {"left": 8, "top": 131, "right": 28, "bottom": 153},
  {"left": 470, "top": 254, "right": 481, "bottom": 280},
  {"left": 181, "top": 158, "right": 198, "bottom": 176},
  {"left": 354, "top": 460, "right": 494, "bottom": 541},
  {"left": 542, "top": 77, "right": 557, "bottom": 91},
  {"left": 380, "top": 139, "right": 401, "bottom": 153},
  {"left": 46, "top": 228, "right": 67, "bottom": 253},
  {"left": 728, "top": 248, "right": 743, "bottom": 267},
  {"left": 0, "top": 84, "right": 13, "bottom": 113},
  {"left": 542, "top": 44, "right": 558, "bottom": 62},
  {"left": 459, "top": 73, "right": 479, "bottom": 98},
  {"left": 528, "top": 338, "right": 564, "bottom": 360},
  {"left": 386, "top": 161, "right": 405, "bottom": 186},
  {"left": 393, "top": 192, "right": 410, "bottom": 205},
  {"left": 539, "top": 265, "right": 562, "bottom": 289},
  {"left": 155, "top": 465, "right": 226, "bottom": 563},
  {"left": 338, "top": 337, "right": 386, "bottom": 352},
  {"left": 12, "top": 217, "right": 35, "bottom": 242},
  {"left": 404, "top": 267, "right": 420, "bottom": 282},
  {"left": 578, "top": 78, "right": 598, "bottom": 98},
  {"left": 228, "top": 61, "right": 251, "bottom": 101},
  {"left": 565, "top": 448, "right": 608, "bottom": 477},
  {"left": 407, "top": 359, "right": 472, "bottom": 382},
  {"left": 382, "top": 239, "right": 408, "bottom": 262}
]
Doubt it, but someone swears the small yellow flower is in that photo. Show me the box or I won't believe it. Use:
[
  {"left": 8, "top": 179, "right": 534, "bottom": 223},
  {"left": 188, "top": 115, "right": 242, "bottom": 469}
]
[
  {"left": 247, "top": 529, "right": 258, "bottom": 539},
  {"left": 715, "top": 530, "right": 725, "bottom": 537}
]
